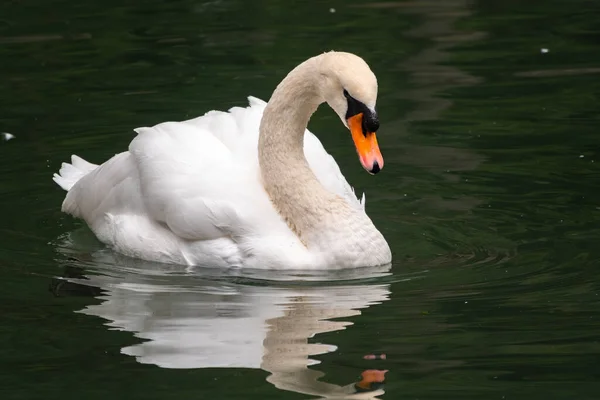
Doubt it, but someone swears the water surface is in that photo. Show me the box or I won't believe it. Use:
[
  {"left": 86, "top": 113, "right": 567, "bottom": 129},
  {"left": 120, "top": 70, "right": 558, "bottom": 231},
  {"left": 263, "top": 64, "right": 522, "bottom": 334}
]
[{"left": 1, "top": 0, "right": 600, "bottom": 399}]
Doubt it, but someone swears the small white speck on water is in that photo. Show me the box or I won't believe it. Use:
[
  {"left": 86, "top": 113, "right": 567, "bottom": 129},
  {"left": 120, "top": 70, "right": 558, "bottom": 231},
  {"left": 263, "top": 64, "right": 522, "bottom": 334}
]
[
  {"left": 464, "top": 301, "right": 468, "bottom": 304},
  {"left": 404, "top": 193, "right": 407, "bottom": 197},
  {"left": 329, "top": 7, "right": 336, "bottom": 13},
  {"left": 2, "top": 132, "right": 15, "bottom": 141},
  {"left": 560, "top": 219, "right": 564, "bottom": 223},
  {"left": 580, "top": 154, "right": 585, "bottom": 158},
  {"left": 541, "top": 48, "right": 549, "bottom": 53}
]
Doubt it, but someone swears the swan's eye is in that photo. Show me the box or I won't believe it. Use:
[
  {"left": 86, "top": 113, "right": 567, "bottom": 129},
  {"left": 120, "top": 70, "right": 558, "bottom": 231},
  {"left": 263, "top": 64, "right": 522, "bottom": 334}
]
[{"left": 344, "top": 91, "right": 362, "bottom": 119}]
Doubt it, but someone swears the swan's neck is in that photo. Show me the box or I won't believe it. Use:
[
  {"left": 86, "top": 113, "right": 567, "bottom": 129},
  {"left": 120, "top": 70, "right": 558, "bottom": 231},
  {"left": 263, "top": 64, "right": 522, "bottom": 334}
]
[{"left": 258, "top": 59, "right": 348, "bottom": 242}]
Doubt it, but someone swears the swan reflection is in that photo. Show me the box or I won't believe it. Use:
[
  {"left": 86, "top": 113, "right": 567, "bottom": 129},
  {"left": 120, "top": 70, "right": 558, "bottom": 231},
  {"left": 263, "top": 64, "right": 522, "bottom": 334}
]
[{"left": 53, "top": 233, "right": 391, "bottom": 399}]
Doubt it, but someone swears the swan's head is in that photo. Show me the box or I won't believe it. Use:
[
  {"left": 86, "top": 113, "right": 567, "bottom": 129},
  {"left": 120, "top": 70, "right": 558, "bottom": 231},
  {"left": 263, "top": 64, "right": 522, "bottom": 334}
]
[{"left": 316, "top": 52, "right": 383, "bottom": 175}]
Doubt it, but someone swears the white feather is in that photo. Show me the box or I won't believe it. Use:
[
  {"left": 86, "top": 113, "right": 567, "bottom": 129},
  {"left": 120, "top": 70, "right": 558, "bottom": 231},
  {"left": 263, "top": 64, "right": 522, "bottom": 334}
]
[
  {"left": 55, "top": 97, "right": 365, "bottom": 269},
  {"left": 54, "top": 52, "right": 392, "bottom": 269}
]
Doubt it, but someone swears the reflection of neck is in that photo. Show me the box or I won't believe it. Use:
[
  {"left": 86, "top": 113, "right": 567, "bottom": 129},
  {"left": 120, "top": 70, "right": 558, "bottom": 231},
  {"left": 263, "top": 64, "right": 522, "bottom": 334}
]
[{"left": 260, "top": 290, "right": 388, "bottom": 399}]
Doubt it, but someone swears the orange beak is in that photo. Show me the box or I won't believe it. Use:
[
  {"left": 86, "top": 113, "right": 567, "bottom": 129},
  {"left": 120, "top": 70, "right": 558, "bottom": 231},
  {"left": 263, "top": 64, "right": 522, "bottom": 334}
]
[{"left": 347, "top": 113, "right": 384, "bottom": 174}]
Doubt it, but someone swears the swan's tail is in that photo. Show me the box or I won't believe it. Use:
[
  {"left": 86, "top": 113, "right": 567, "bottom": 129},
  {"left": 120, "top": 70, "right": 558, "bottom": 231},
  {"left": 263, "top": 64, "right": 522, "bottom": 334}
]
[{"left": 53, "top": 155, "right": 98, "bottom": 191}]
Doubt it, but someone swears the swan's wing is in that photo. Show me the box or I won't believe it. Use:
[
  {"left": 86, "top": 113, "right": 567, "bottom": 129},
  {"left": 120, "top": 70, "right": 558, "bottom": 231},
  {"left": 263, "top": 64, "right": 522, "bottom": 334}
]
[
  {"left": 130, "top": 123, "right": 254, "bottom": 241},
  {"left": 128, "top": 96, "right": 363, "bottom": 242}
]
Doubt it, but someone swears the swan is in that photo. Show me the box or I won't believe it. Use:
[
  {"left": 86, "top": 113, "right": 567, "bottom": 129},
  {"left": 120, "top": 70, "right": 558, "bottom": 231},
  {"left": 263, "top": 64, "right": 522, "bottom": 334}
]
[{"left": 53, "top": 51, "right": 392, "bottom": 269}]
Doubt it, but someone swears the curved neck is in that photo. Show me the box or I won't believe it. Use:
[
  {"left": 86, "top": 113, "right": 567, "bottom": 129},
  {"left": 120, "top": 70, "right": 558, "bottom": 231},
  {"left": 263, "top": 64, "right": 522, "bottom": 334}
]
[{"left": 258, "top": 59, "right": 345, "bottom": 241}]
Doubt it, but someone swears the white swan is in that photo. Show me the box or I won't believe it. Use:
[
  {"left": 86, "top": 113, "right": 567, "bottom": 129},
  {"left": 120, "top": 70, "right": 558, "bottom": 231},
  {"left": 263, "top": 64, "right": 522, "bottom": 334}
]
[{"left": 53, "top": 51, "right": 392, "bottom": 269}]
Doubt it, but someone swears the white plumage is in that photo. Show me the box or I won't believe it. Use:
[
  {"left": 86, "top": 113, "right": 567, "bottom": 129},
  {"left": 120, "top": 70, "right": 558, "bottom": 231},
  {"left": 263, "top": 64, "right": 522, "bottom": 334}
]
[
  {"left": 55, "top": 97, "right": 369, "bottom": 268},
  {"left": 54, "top": 52, "right": 392, "bottom": 269}
]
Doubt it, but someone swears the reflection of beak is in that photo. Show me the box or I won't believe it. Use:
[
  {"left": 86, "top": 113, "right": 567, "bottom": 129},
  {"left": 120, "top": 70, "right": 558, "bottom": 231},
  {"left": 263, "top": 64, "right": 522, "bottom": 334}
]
[
  {"left": 355, "top": 369, "right": 388, "bottom": 391},
  {"left": 347, "top": 113, "right": 384, "bottom": 174}
]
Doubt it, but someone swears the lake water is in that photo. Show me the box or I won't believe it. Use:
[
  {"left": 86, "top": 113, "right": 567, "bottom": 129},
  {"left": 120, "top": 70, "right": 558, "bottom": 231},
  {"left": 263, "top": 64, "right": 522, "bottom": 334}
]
[{"left": 1, "top": 0, "right": 599, "bottom": 399}]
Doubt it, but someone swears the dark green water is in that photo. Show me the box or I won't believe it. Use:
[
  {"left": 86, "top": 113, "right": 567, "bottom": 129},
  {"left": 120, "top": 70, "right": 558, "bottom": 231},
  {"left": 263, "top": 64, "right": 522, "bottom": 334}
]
[{"left": 1, "top": 0, "right": 600, "bottom": 398}]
